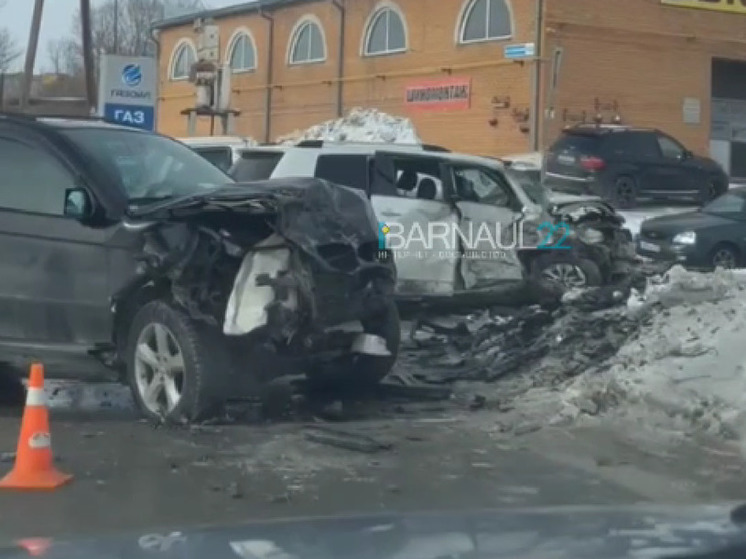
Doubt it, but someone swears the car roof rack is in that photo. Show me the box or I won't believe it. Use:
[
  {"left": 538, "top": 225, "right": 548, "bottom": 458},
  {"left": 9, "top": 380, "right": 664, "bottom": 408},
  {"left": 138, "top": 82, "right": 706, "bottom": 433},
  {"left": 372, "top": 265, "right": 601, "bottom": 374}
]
[
  {"left": 294, "top": 139, "right": 451, "bottom": 152},
  {"left": 0, "top": 112, "right": 112, "bottom": 125},
  {"left": 421, "top": 143, "right": 450, "bottom": 152}
]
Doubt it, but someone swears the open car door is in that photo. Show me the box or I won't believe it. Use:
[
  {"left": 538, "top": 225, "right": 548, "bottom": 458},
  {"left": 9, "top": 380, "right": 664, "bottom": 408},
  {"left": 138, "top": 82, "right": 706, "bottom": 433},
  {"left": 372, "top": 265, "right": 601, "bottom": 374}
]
[{"left": 369, "top": 152, "right": 459, "bottom": 297}]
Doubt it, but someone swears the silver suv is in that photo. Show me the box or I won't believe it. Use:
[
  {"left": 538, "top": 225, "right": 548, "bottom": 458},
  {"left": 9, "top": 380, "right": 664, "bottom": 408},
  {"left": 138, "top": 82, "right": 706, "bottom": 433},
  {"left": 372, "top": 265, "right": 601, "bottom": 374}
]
[{"left": 230, "top": 141, "right": 637, "bottom": 293}]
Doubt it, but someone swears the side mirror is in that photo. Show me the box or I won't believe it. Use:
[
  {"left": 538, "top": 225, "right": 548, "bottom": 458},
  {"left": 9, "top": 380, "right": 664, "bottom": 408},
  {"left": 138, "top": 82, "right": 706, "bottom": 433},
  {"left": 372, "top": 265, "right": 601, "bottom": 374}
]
[
  {"left": 681, "top": 149, "right": 693, "bottom": 160},
  {"left": 64, "top": 188, "right": 93, "bottom": 219}
]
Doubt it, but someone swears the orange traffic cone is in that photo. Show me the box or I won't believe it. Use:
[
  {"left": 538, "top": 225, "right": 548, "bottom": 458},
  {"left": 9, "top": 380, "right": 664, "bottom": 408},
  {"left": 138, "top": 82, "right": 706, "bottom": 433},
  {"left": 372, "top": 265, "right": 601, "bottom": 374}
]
[{"left": 0, "top": 363, "right": 72, "bottom": 490}]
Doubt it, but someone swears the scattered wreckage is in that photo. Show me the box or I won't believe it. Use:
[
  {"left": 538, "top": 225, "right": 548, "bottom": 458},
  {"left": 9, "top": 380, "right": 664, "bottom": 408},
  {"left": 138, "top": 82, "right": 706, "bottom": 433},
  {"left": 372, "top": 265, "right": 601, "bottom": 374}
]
[{"left": 118, "top": 178, "right": 401, "bottom": 420}]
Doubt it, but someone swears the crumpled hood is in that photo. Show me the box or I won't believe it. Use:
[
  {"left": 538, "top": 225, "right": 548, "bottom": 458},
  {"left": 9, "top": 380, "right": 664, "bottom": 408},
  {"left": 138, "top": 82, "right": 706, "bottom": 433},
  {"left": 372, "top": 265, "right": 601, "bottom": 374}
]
[
  {"left": 5, "top": 503, "right": 746, "bottom": 559},
  {"left": 125, "top": 178, "right": 382, "bottom": 258}
]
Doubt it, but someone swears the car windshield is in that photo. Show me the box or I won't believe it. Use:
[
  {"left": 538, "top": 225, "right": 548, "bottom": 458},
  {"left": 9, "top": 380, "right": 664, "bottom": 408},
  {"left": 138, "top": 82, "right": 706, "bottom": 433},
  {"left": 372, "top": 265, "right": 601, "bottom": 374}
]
[
  {"left": 62, "top": 128, "right": 233, "bottom": 202},
  {"left": 701, "top": 191, "right": 746, "bottom": 216},
  {"left": 505, "top": 167, "right": 549, "bottom": 208}
]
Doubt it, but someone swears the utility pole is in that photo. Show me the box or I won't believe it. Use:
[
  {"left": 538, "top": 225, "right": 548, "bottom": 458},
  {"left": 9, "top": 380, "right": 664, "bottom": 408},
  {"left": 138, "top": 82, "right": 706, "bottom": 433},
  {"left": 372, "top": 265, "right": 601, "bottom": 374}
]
[
  {"left": 114, "top": 0, "right": 119, "bottom": 55},
  {"left": 21, "top": 0, "right": 44, "bottom": 111},
  {"left": 80, "top": 0, "right": 96, "bottom": 113}
]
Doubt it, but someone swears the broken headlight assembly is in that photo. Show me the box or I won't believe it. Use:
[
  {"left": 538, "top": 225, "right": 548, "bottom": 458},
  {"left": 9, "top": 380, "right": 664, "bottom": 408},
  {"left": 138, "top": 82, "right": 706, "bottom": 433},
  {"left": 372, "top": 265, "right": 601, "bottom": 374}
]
[{"left": 576, "top": 225, "right": 605, "bottom": 245}]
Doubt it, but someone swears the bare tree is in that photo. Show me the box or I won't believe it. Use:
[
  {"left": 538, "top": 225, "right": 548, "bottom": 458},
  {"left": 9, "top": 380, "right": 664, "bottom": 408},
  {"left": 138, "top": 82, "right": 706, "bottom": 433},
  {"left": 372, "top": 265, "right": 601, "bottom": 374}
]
[
  {"left": 74, "top": 0, "right": 205, "bottom": 56},
  {"left": 51, "top": 0, "right": 203, "bottom": 84},
  {"left": 0, "top": 1, "right": 21, "bottom": 71}
]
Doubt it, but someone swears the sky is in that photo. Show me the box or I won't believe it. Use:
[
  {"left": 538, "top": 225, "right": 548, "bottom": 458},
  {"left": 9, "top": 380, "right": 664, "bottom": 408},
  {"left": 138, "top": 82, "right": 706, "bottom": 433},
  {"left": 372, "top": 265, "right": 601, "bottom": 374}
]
[{"left": 1, "top": 0, "right": 243, "bottom": 72}]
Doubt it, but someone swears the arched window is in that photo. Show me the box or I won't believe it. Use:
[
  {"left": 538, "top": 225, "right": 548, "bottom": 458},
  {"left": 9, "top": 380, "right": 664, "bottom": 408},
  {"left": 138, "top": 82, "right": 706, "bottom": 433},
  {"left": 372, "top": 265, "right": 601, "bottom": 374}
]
[
  {"left": 227, "top": 31, "right": 257, "bottom": 72},
  {"left": 458, "top": 0, "right": 512, "bottom": 44},
  {"left": 363, "top": 5, "right": 407, "bottom": 56},
  {"left": 170, "top": 40, "right": 196, "bottom": 80},
  {"left": 288, "top": 18, "right": 326, "bottom": 64}
]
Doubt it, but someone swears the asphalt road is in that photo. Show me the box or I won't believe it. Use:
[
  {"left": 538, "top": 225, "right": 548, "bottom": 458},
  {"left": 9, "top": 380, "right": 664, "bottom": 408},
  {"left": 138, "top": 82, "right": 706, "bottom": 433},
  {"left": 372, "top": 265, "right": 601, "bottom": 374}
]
[{"left": 0, "top": 393, "right": 744, "bottom": 543}]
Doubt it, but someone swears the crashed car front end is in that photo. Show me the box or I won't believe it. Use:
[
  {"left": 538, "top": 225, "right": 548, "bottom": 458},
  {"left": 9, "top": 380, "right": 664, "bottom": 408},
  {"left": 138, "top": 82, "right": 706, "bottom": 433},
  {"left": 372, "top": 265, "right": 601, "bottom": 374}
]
[
  {"left": 549, "top": 200, "right": 640, "bottom": 283},
  {"left": 117, "top": 178, "right": 397, "bottom": 371}
]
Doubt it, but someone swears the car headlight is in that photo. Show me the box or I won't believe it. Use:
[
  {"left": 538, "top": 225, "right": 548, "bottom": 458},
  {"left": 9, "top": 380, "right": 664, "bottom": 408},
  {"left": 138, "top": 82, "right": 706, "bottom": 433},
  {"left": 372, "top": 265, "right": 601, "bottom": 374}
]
[
  {"left": 577, "top": 226, "right": 605, "bottom": 244},
  {"left": 672, "top": 231, "right": 697, "bottom": 245}
]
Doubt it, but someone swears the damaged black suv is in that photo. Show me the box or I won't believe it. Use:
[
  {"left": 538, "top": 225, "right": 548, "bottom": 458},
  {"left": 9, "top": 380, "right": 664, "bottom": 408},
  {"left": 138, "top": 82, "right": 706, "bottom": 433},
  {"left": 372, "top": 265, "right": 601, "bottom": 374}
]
[{"left": 0, "top": 115, "right": 399, "bottom": 421}]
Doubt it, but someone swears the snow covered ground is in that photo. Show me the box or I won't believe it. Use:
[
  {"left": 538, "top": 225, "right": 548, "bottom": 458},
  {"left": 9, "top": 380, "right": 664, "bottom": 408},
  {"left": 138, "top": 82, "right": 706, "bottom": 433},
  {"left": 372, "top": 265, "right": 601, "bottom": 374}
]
[
  {"left": 276, "top": 107, "right": 420, "bottom": 144},
  {"left": 501, "top": 266, "right": 746, "bottom": 452}
]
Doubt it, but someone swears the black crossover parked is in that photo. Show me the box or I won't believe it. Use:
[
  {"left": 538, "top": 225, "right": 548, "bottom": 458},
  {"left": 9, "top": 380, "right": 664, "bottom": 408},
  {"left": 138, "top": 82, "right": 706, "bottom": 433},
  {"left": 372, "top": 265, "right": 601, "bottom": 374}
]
[
  {"left": 543, "top": 124, "right": 728, "bottom": 208},
  {"left": 637, "top": 187, "right": 746, "bottom": 270},
  {"left": 0, "top": 114, "right": 399, "bottom": 422}
]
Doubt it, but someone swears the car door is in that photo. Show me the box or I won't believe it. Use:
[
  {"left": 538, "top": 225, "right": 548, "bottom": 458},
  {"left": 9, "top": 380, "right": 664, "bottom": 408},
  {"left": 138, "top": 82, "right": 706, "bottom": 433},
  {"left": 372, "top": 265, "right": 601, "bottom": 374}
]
[
  {"left": 651, "top": 132, "right": 695, "bottom": 194},
  {"left": 368, "top": 152, "right": 459, "bottom": 296},
  {"left": 444, "top": 163, "right": 525, "bottom": 289},
  {"left": 602, "top": 132, "right": 657, "bottom": 193},
  {"left": 0, "top": 132, "right": 113, "bottom": 347}
]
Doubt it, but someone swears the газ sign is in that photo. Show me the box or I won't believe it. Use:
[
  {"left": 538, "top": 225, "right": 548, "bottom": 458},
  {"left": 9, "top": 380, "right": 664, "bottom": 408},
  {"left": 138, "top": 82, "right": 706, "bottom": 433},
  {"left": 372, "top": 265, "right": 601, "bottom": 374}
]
[
  {"left": 661, "top": 0, "right": 746, "bottom": 14},
  {"left": 404, "top": 77, "right": 471, "bottom": 111},
  {"left": 97, "top": 54, "right": 158, "bottom": 131}
]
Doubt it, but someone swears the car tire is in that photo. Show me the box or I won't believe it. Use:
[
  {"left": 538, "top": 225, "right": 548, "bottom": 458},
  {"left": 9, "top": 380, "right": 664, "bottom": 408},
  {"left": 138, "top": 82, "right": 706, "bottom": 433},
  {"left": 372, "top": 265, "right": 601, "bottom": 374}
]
[
  {"left": 532, "top": 253, "right": 603, "bottom": 289},
  {"left": 307, "top": 300, "right": 401, "bottom": 391},
  {"left": 699, "top": 177, "right": 726, "bottom": 205},
  {"left": 709, "top": 243, "right": 740, "bottom": 270},
  {"left": 126, "top": 300, "right": 227, "bottom": 423},
  {"left": 610, "top": 175, "right": 638, "bottom": 209}
]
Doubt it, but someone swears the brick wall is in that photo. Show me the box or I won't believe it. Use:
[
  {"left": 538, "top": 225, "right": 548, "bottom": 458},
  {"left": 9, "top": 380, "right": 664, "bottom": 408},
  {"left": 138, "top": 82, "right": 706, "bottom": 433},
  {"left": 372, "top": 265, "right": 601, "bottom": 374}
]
[
  {"left": 541, "top": 0, "right": 746, "bottom": 154},
  {"left": 156, "top": 0, "right": 746, "bottom": 157},
  {"left": 156, "top": 0, "right": 537, "bottom": 155}
]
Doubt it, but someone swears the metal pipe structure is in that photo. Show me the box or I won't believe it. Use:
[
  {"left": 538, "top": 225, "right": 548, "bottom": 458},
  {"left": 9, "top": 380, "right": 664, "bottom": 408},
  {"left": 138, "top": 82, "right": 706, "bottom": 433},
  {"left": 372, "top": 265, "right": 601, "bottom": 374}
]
[
  {"left": 260, "top": 9, "right": 274, "bottom": 143},
  {"left": 81, "top": 0, "right": 97, "bottom": 113},
  {"left": 529, "top": 0, "right": 544, "bottom": 151},
  {"left": 21, "top": 0, "right": 44, "bottom": 110},
  {"left": 332, "top": 0, "right": 346, "bottom": 118}
]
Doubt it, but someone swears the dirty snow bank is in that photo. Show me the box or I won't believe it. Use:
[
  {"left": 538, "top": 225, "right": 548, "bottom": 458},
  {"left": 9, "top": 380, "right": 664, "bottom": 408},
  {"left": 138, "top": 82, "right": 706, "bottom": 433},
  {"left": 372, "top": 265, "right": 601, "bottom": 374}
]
[
  {"left": 276, "top": 107, "right": 421, "bottom": 144},
  {"left": 408, "top": 266, "right": 746, "bottom": 445},
  {"left": 536, "top": 266, "right": 746, "bottom": 442}
]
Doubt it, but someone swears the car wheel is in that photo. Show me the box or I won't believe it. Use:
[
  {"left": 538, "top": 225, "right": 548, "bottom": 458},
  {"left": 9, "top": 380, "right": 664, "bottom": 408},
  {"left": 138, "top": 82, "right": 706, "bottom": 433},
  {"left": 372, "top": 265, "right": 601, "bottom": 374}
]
[
  {"left": 532, "top": 253, "right": 603, "bottom": 289},
  {"left": 307, "top": 300, "right": 400, "bottom": 391},
  {"left": 710, "top": 243, "right": 739, "bottom": 270},
  {"left": 611, "top": 175, "right": 638, "bottom": 209},
  {"left": 699, "top": 177, "right": 725, "bottom": 204},
  {"left": 126, "top": 301, "right": 226, "bottom": 423}
]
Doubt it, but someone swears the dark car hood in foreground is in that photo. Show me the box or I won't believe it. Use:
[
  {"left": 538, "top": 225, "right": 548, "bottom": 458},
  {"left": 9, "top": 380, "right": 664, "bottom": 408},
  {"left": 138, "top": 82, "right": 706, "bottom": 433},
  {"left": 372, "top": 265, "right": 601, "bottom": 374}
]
[
  {"left": 125, "top": 177, "right": 383, "bottom": 263},
  {"left": 641, "top": 210, "right": 734, "bottom": 236},
  {"left": 6, "top": 504, "right": 746, "bottom": 559}
]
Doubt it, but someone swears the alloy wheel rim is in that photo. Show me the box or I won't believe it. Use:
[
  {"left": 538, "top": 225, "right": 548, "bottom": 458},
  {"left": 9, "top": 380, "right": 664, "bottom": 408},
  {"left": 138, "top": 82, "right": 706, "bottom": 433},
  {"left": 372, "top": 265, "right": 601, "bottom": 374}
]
[
  {"left": 542, "top": 263, "right": 588, "bottom": 288},
  {"left": 134, "top": 322, "right": 186, "bottom": 415}
]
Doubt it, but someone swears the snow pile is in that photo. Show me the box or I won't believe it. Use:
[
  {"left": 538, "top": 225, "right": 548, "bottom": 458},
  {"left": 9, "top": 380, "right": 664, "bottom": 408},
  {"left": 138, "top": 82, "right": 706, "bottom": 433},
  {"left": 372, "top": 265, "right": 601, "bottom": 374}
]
[
  {"left": 276, "top": 108, "right": 421, "bottom": 145},
  {"left": 550, "top": 266, "right": 746, "bottom": 443}
]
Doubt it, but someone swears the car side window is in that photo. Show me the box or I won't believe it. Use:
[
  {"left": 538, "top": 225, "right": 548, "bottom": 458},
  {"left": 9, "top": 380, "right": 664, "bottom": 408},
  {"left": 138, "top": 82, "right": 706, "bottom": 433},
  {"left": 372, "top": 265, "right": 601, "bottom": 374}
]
[
  {"left": 657, "top": 134, "right": 685, "bottom": 159},
  {"left": 193, "top": 147, "right": 233, "bottom": 172},
  {"left": 0, "top": 137, "right": 76, "bottom": 215},
  {"left": 452, "top": 165, "right": 513, "bottom": 207},
  {"left": 315, "top": 154, "right": 370, "bottom": 192}
]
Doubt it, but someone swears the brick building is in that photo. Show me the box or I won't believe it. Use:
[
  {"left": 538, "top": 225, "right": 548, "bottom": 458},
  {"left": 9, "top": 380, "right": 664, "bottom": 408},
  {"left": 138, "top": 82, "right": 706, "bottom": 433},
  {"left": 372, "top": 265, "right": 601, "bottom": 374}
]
[{"left": 153, "top": 0, "right": 746, "bottom": 176}]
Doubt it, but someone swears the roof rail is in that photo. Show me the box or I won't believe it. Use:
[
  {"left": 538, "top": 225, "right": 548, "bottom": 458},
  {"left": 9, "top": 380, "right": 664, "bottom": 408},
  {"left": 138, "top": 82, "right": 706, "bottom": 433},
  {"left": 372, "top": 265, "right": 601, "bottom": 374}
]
[
  {"left": 421, "top": 144, "right": 450, "bottom": 152},
  {"left": 296, "top": 139, "right": 323, "bottom": 147},
  {"left": 0, "top": 112, "right": 113, "bottom": 124},
  {"left": 295, "top": 139, "right": 451, "bottom": 152},
  {"left": 0, "top": 111, "right": 37, "bottom": 121}
]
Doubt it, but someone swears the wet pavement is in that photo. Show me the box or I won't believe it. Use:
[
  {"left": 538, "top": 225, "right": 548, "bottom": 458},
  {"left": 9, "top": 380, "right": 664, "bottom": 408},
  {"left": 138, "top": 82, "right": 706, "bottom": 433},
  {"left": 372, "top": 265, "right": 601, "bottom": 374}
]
[{"left": 0, "top": 394, "right": 745, "bottom": 542}]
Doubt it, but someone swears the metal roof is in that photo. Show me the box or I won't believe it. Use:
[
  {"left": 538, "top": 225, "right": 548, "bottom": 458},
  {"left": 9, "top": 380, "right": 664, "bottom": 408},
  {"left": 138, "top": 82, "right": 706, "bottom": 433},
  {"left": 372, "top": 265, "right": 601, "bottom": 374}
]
[{"left": 152, "top": 0, "right": 321, "bottom": 31}]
